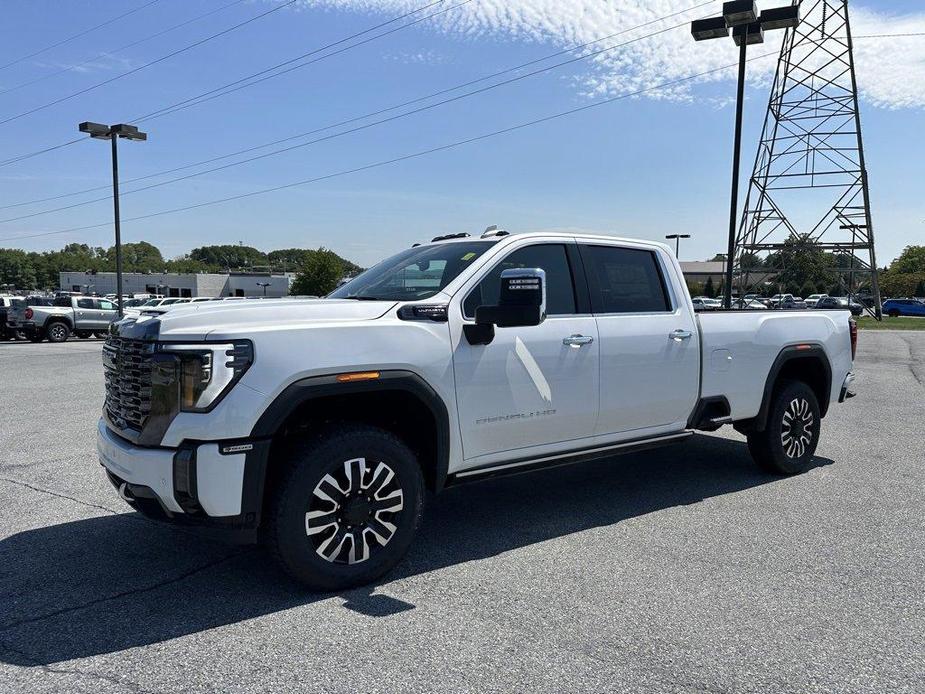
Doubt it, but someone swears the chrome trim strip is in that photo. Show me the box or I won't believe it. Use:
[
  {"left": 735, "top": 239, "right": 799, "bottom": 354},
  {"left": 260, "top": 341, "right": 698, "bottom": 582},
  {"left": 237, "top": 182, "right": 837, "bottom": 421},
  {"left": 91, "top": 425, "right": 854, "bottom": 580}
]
[{"left": 455, "top": 432, "right": 692, "bottom": 478}]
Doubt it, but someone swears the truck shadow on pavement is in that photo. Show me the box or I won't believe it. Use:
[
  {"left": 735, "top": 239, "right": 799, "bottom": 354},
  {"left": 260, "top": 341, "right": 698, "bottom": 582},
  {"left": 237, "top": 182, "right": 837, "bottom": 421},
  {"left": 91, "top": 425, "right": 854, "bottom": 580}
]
[{"left": 0, "top": 434, "right": 832, "bottom": 666}]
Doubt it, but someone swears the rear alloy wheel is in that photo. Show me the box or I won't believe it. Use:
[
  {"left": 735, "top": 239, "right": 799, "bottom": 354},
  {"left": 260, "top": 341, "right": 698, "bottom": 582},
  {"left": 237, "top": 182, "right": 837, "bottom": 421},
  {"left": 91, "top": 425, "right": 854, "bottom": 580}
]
[
  {"left": 748, "top": 380, "right": 821, "bottom": 475},
  {"left": 46, "top": 322, "right": 70, "bottom": 343},
  {"left": 268, "top": 425, "right": 424, "bottom": 590}
]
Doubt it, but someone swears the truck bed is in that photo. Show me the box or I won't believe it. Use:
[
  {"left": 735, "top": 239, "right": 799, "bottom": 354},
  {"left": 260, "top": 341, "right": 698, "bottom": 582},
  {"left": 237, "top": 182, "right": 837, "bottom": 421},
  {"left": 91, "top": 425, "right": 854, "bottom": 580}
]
[{"left": 696, "top": 309, "right": 854, "bottom": 422}]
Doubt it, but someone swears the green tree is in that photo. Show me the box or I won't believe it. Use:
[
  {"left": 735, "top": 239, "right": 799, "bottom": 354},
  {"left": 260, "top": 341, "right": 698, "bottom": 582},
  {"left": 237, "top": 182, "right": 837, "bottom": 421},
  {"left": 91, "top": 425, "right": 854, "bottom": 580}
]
[
  {"left": 915, "top": 280, "right": 925, "bottom": 298},
  {"left": 890, "top": 246, "right": 925, "bottom": 274},
  {"left": 190, "top": 244, "right": 267, "bottom": 270},
  {"left": 109, "top": 241, "right": 165, "bottom": 272},
  {"left": 704, "top": 276, "right": 716, "bottom": 298},
  {"left": 291, "top": 248, "right": 344, "bottom": 296}
]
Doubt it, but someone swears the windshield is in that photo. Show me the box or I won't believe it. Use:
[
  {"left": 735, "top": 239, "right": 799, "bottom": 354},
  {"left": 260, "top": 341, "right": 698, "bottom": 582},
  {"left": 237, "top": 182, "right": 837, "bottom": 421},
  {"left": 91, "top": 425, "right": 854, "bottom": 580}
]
[
  {"left": 141, "top": 299, "right": 161, "bottom": 306},
  {"left": 329, "top": 241, "right": 497, "bottom": 301}
]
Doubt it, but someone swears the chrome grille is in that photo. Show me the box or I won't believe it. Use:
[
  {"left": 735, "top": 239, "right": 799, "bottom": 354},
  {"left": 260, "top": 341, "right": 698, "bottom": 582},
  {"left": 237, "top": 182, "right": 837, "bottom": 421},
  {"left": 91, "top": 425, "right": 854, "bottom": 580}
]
[{"left": 103, "top": 337, "right": 154, "bottom": 430}]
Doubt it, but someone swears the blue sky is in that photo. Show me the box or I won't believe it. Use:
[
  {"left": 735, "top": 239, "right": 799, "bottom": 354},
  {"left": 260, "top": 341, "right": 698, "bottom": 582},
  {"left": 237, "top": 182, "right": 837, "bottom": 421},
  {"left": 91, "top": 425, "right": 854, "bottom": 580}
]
[{"left": 0, "top": 0, "right": 922, "bottom": 267}]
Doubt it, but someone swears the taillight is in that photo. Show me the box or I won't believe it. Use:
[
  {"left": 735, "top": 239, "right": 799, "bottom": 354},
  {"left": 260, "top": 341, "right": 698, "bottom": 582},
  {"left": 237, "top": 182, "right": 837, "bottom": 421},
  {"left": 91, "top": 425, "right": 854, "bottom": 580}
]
[
  {"left": 24, "top": 308, "right": 33, "bottom": 320},
  {"left": 849, "top": 319, "right": 857, "bottom": 361}
]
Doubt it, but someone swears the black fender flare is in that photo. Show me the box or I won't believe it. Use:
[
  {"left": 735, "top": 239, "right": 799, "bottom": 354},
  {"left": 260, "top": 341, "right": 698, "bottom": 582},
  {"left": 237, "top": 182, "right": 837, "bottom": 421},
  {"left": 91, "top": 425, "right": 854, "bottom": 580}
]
[
  {"left": 250, "top": 370, "right": 452, "bottom": 491},
  {"left": 745, "top": 345, "right": 832, "bottom": 433}
]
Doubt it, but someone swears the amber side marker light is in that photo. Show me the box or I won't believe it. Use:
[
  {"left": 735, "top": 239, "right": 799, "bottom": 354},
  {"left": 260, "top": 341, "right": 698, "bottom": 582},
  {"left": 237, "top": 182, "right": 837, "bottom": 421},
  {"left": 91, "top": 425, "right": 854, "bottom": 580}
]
[{"left": 336, "top": 371, "right": 381, "bottom": 383}]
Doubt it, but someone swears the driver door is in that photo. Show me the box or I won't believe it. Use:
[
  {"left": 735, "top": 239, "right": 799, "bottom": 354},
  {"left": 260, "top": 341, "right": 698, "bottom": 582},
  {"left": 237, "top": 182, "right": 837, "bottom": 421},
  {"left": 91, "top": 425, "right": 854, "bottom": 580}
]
[{"left": 450, "top": 242, "right": 599, "bottom": 461}]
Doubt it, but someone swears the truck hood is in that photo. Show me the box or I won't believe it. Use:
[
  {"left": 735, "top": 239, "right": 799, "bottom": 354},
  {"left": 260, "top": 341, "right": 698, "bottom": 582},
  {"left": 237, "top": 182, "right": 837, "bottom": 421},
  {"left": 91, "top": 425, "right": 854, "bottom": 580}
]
[{"left": 115, "top": 299, "right": 398, "bottom": 341}]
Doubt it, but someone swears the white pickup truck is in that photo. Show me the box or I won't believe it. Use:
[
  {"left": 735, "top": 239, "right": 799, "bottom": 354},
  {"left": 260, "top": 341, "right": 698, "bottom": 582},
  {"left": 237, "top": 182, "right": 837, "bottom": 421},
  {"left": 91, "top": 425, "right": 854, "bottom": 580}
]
[{"left": 97, "top": 231, "right": 857, "bottom": 589}]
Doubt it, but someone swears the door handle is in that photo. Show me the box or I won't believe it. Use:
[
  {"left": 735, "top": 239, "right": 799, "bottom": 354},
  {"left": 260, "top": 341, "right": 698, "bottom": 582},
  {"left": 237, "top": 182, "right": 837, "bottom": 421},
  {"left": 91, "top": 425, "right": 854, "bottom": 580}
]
[
  {"left": 669, "top": 329, "right": 693, "bottom": 342},
  {"left": 563, "top": 334, "right": 594, "bottom": 347}
]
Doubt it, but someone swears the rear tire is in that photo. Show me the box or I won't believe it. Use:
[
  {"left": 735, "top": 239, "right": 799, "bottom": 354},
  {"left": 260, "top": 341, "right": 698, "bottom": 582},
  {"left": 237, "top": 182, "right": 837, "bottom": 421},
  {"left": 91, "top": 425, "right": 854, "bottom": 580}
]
[
  {"left": 747, "top": 380, "right": 821, "bottom": 475},
  {"left": 267, "top": 424, "right": 424, "bottom": 591},
  {"left": 888, "top": 310, "right": 900, "bottom": 318},
  {"left": 46, "top": 322, "right": 70, "bottom": 343}
]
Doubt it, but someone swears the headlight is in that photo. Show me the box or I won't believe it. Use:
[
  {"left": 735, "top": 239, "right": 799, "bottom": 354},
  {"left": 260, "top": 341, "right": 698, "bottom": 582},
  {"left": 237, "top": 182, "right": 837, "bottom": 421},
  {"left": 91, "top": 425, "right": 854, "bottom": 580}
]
[{"left": 158, "top": 341, "right": 253, "bottom": 412}]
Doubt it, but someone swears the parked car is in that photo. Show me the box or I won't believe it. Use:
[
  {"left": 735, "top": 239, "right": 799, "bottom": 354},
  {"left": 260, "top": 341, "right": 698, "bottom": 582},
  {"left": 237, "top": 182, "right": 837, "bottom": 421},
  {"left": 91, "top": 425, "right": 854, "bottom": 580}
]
[
  {"left": 731, "top": 298, "right": 769, "bottom": 310},
  {"left": 814, "top": 297, "right": 863, "bottom": 317},
  {"left": 768, "top": 293, "right": 795, "bottom": 309},
  {"left": 98, "top": 231, "right": 858, "bottom": 590},
  {"left": 882, "top": 298, "right": 925, "bottom": 318},
  {"left": 122, "top": 297, "right": 192, "bottom": 317},
  {"left": 691, "top": 297, "right": 721, "bottom": 311},
  {"left": 6, "top": 295, "right": 118, "bottom": 342},
  {"left": 0, "top": 296, "right": 24, "bottom": 340},
  {"left": 805, "top": 294, "right": 828, "bottom": 308}
]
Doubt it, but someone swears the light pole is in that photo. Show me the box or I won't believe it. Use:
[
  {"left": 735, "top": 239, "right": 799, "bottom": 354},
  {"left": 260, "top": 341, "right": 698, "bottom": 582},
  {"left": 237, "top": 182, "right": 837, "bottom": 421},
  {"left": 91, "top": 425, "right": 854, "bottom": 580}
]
[
  {"left": 257, "top": 281, "right": 271, "bottom": 297},
  {"left": 665, "top": 234, "right": 691, "bottom": 258},
  {"left": 692, "top": 1, "right": 800, "bottom": 309},
  {"left": 78, "top": 122, "right": 147, "bottom": 317}
]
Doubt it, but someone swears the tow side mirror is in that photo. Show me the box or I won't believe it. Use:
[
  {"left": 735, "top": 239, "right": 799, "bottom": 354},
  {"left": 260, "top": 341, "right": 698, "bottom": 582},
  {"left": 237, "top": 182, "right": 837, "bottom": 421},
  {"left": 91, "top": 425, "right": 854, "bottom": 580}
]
[{"left": 464, "top": 268, "right": 547, "bottom": 345}]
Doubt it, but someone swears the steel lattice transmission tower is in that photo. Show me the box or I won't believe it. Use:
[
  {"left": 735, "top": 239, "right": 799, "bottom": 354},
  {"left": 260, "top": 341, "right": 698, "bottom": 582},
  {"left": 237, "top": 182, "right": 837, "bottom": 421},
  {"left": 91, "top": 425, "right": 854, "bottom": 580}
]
[{"left": 735, "top": 0, "right": 882, "bottom": 317}]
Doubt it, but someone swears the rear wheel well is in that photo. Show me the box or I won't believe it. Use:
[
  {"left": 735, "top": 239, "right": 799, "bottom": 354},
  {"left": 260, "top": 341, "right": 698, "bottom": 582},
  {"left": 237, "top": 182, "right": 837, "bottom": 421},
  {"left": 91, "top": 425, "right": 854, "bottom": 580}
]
[
  {"left": 735, "top": 351, "right": 832, "bottom": 434},
  {"left": 775, "top": 357, "right": 830, "bottom": 416},
  {"left": 262, "top": 390, "right": 443, "bottom": 518}
]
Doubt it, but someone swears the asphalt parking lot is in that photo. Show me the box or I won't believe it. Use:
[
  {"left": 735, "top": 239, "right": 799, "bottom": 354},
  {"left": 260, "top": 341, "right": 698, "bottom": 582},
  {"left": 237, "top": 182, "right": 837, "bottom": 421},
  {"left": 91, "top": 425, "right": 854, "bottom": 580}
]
[{"left": 1, "top": 333, "right": 923, "bottom": 693}]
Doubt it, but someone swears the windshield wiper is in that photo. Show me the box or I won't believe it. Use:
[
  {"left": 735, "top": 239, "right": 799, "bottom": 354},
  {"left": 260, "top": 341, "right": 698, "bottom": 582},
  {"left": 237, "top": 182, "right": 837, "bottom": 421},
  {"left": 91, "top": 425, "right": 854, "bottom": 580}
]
[{"left": 345, "top": 295, "right": 388, "bottom": 301}]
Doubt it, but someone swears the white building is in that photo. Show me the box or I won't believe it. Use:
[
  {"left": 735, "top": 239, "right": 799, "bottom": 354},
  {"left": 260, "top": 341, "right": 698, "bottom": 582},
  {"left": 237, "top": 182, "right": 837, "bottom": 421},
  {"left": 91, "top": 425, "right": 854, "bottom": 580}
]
[{"left": 59, "top": 271, "right": 295, "bottom": 298}]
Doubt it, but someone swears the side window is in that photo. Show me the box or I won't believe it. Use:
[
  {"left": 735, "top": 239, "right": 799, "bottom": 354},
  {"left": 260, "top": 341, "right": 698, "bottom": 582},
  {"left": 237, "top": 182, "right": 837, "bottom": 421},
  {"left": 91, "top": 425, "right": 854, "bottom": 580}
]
[
  {"left": 77, "top": 298, "right": 94, "bottom": 309},
  {"left": 53, "top": 296, "right": 72, "bottom": 307},
  {"left": 98, "top": 300, "right": 116, "bottom": 311},
  {"left": 581, "top": 245, "right": 671, "bottom": 314},
  {"left": 463, "top": 244, "right": 576, "bottom": 318}
]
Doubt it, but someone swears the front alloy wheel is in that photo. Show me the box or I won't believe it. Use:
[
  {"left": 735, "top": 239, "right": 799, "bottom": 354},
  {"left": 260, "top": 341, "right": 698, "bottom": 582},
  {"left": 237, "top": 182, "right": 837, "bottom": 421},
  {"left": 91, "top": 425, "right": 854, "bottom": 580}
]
[
  {"left": 268, "top": 424, "right": 424, "bottom": 590},
  {"left": 306, "top": 458, "right": 404, "bottom": 565}
]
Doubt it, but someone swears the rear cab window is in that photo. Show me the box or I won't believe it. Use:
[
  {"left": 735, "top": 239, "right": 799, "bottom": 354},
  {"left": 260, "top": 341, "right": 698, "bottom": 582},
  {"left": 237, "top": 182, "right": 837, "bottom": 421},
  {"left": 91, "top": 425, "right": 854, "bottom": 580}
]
[{"left": 579, "top": 245, "right": 672, "bottom": 314}]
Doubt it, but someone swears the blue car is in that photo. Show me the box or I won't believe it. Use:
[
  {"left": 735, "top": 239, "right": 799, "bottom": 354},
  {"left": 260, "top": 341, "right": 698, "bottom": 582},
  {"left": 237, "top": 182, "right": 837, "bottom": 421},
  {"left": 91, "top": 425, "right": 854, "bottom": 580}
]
[{"left": 882, "top": 299, "right": 925, "bottom": 318}]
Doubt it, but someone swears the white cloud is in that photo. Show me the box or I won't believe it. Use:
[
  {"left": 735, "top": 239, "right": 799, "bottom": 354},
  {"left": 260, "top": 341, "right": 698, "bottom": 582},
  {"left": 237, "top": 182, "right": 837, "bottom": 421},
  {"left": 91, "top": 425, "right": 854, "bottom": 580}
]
[{"left": 298, "top": 0, "right": 925, "bottom": 109}]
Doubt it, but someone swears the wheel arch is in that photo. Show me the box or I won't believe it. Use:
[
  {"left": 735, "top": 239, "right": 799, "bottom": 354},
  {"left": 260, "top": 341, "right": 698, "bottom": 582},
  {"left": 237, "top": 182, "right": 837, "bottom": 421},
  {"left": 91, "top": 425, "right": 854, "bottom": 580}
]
[
  {"left": 251, "top": 370, "right": 451, "bottom": 496},
  {"left": 736, "top": 345, "right": 832, "bottom": 433}
]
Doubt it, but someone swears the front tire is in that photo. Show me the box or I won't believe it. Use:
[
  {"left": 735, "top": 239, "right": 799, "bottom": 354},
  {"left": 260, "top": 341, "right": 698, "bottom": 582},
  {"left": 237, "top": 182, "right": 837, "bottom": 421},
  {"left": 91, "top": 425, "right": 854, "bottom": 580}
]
[
  {"left": 747, "top": 380, "right": 821, "bottom": 475},
  {"left": 267, "top": 424, "right": 424, "bottom": 591}
]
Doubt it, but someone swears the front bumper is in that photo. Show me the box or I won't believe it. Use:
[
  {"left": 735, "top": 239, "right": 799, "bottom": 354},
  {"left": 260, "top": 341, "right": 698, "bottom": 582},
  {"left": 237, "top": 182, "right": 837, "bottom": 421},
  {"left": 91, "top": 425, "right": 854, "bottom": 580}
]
[
  {"left": 97, "top": 419, "right": 270, "bottom": 538},
  {"left": 839, "top": 372, "right": 857, "bottom": 402}
]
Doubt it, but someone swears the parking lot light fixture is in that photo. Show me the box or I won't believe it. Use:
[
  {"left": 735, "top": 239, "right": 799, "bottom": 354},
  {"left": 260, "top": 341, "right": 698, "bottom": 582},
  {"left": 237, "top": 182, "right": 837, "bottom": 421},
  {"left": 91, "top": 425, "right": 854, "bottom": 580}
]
[
  {"left": 689, "top": 1, "right": 800, "bottom": 308},
  {"left": 257, "top": 281, "right": 271, "bottom": 297},
  {"left": 78, "top": 121, "right": 148, "bottom": 317},
  {"left": 665, "top": 234, "right": 692, "bottom": 258}
]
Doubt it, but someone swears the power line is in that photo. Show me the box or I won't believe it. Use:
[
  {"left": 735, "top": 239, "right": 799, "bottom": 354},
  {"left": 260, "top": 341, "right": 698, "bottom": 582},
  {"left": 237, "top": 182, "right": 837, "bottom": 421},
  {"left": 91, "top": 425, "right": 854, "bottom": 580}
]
[
  {"left": 0, "top": 0, "right": 163, "bottom": 72},
  {"left": 0, "top": 0, "right": 716, "bottom": 212},
  {"left": 0, "top": 51, "right": 779, "bottom": 244},
  {"left": 0, "top": 0, "right": 299, "bottom": 126},
  {"left": 0, "top": 0, "right": 251, "bottom": 98},
  {"left": 0, "top": 0, "right": 456, "bottom": 168},
  {"left": 132, "top": 0, "right": 472, "bottom": 123},
  {"left": 0, "top": 16, "right": 704, "bottom": 224},
  {"left": 853, "top": 33, "right": 925, "bottom": 39}
]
